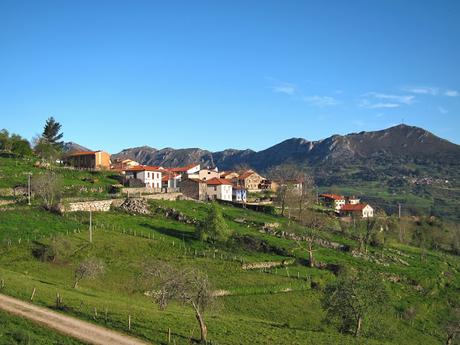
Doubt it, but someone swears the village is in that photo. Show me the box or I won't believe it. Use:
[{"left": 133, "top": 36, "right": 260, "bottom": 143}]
[{"left": 62, "top": 149, "right": 375, "bottom": 219}]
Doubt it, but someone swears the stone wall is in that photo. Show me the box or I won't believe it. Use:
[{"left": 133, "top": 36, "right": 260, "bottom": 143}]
[
  {"left": 63, "top": 199, "right": 114, "bottom": 212},
  {"left": 143, "top": 193, "right": 187, "bottom": 201},
  {"left": 241, "top": 259, "right": 295, "bottom": 270}
]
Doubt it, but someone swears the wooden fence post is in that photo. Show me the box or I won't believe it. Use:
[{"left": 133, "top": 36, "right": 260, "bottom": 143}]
[{"left": 30, "top": 288, "right": 36, "bottom": 301}]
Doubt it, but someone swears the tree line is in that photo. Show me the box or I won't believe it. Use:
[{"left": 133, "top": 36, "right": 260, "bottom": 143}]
[{"left": 0, "top": 117, "right": 64, "bottom": 161}]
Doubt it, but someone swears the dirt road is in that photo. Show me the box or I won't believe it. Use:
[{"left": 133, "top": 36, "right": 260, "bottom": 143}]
[{"left": 0, "top": 293, "right": 151, "bottom": 345}]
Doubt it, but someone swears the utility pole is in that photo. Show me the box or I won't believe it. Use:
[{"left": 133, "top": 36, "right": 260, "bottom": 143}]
[
  {"left": 27, "top": 173, "right": 31, "bottom": 206},
  {"left": 398, "top": 203, "right": 402, "bottom": 219},
  {"left": 89, "top": 209, "right": 93, "bottom": 243}
]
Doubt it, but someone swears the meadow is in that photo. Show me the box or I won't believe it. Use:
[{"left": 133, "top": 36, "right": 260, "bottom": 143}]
[{"left": 0, "top": 200, "right": 458, "bottom": 344}]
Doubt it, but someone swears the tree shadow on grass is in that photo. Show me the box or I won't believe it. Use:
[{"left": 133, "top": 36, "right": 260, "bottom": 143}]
[{"left": 139, "top": 223, "right": 197, "bottom": 243}]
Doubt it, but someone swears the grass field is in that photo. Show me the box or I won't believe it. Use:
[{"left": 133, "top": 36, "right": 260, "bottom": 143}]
[
  {"left": 0, "top": 199, "right": 459, "bottom": 345},
  {"left": 0, "top": 310, "right": 84, "bottom": 345}
]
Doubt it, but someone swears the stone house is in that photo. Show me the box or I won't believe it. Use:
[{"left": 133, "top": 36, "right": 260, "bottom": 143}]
[
  {"left": 179, "top": 178, "right": 207, "bottom": 201},
  {"left": 237, "top": 170, "right": 265, "bottom": 192}
]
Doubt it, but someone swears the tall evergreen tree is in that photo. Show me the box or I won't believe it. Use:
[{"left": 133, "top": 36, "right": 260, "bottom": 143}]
[{"left": 42, "top": 117, "right": 64, "bottom": 147}]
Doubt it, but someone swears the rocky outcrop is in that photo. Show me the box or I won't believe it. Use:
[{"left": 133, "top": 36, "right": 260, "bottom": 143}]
[
  {"left": 119, "top": 198, "right": 151, "bottom": 215},
  {"left": 153, "top": 205, "right": 198, "bottom": 224}
]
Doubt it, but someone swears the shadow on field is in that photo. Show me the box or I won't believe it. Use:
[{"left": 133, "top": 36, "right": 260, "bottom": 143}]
[{"left": 139, "top": 223, "right": 196, "bottom": 243}]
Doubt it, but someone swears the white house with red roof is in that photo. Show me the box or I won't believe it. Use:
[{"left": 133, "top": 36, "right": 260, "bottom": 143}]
[
  {"left": 123, "top": 165, "right": 163, "bottom": 189},
  {"left": 319, "top": 193, "right": 346, "bottom": 211},
  {"left": 206, "top": 178, "right": 233, "bottom": 201},
  {"left": 339, "top": 204, "right": 374, "bottom": 218}
]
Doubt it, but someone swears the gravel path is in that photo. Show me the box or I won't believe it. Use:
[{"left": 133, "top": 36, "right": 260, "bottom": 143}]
[{"left": 0, "top": 293, "right": 151, "bottom": 345}]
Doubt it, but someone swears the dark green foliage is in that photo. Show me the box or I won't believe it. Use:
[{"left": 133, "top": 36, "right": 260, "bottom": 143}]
[
  {"left": 0, "top": 129, "right": 32, "bottom": 157},
  {"left": 322, "top": 270, "right": 389, "bottom": 337},
  {"left": 196, "top": 202, "right": 232, "bottom": 243},
  {"left": 42, "top": 117, "right": 63, "bottom": 147}
]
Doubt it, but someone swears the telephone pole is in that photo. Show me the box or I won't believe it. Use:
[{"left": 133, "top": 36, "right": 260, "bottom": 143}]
[
  {"left": 89, "top": 209, "right": 93, "bottom": 243},
  {"left": 398, "top": 203, "right": 402, "bottom": 219},
  {"left": 27, "top": 173, "right": 31, "bottom": 206}
]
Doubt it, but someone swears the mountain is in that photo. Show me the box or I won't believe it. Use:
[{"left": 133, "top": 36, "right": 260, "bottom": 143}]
[
  {"left": 113, "top": 124, "right": 460, "bottom": 220},
  {"left": 113, "top": 124, "right": 460, "bottom": 171},
  {"left": 63, "top": 142, "right": 91, "bottom": 153}
]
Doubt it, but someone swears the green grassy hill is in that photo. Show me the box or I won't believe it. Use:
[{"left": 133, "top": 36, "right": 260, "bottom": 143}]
[
  {"left": 0, "top": 200, "right": 459, "bottom": 344},
  {"left": 0, "top": 156, "right": 459, "bottom": 344}
]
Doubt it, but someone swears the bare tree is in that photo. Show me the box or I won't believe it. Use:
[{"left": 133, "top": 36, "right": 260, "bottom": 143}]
[
  {"left": 73, "top": 258, "right": 105, "bottom": 289},
  {"left": 268, "top": 164, "right": 301, "bottom": 217},
  {"left": 141, "top": 263, "right": 213, "bottom": 343},
  {"left": 293, "top": 211, "right": 327, "bottom": 268},
  {"left": 32, "top": 172, "right": 63, "bottom": 210}
]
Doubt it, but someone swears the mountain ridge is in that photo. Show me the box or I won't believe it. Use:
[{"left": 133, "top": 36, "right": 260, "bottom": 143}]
[{"left": 111, "top": 124, "right": 460, "bottom": 171}]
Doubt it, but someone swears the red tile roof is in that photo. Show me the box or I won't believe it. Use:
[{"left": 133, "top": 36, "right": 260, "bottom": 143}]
[
  {"left": 124, "top": 165, "right": 163, "bottom": 172},
  {"left": 319, "top": 193, "right": 345, "bottom": 201},
  {"left": 340, "top": 204, "right": 369, "bottom": 211},
  {"left": 206, "top": 178, "right": 233, "bottom": 186},
  {"left": 238, "top": 171, "right": 255, "bottom": 180}
]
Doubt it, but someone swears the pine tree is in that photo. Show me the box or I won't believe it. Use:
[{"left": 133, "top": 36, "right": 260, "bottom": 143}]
[{"left": 42, "top": 117, "right": 64, "bottom": 147}]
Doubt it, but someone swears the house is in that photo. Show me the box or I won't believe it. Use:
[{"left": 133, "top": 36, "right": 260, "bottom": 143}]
[
  {"left": 346, "top": 196, "right": 361, "bottom": 205},
  {"left": 220, "top": 171, "right": 239, "bottom": 180},
  {"left": 339, "top": 204, "right": 374, "bottom": 218},
  {"left": 162, "top": 171, "right": 180, "bottom": 189},
  {"left": 206, "top": 178, "right": 233, "bottom": 201},
  {"left": 232, "top": 186, "right": 247, "bottom": 203},
  {"left": 237, "top": 170, "right": 265, "bottom": 192},
  {"left": 167, "top": 163, "right": 201, "bottom": 176},
  {"left": 111, "top": 158, "right": 140, "bottom": 171},
  {"left": 123, "top": 165, "right": 163, "bottom": 189},
  {"left": 179, "top": 177, "right": 207, "bottom": 201},
  {"left": 63, "top": 150, "right": 111, "bottom": 170},
  {"left": 319, "top": 193, "right": 346, "bottom": 211},
  {"left": 191, "top": 168, "right": 220, "bottom": 181}
]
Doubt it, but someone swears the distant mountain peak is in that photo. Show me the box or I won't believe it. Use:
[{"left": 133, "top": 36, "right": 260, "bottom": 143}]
[{"left": 63, "top": 142, "right": 91, "bottom": 153}]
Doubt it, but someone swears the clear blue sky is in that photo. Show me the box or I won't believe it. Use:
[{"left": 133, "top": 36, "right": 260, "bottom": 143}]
[{"left": 0, "top": 0, "right": 459, "bottom": 153}]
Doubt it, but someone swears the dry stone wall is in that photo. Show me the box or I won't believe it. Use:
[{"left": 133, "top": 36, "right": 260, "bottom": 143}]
[{"left": 63, "top": 200, "right": 114, "bottom": 212}]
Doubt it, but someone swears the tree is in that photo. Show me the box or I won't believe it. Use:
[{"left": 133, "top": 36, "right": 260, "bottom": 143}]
[
  {"left": 0, "top": 129, "right": 12, "bottom": 152},
  {"left": 73, "top": 258, "right": 105, "bottom": 289},
  {"left": 196, "top": 202, "right": 232, "bottom": 243},
  {"left": 268, "top": 164, "right": 299, "bottom": 217},
  {"left": 10, "top": 134, "right": 32, "bottom": 156},
  {"left": 32, "top": 172, "right": 63, "bottom": 210},
  {"left": 351, "top": 217, "right": 380, "bottom": 253},
  {"left": 33, "top": 136, "right": 61, "bottom": 162},
  {"left": 0, "top": 129, "right": 32, "bottom": 156},
  {"left": 141, "top": 263, "right": 213, "bottom": 343},
  {"left": 293, "top": 209, "right": 329, "bottom": 268},
  {"left": 322, "top": 270, "right": 388, "bottom": 337},
  {"left": 42, "top": 117, "right": 64, "bottom": 147}
]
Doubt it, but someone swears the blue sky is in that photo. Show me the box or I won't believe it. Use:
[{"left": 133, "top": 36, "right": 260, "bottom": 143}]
[{"left": 0, "top": 0, "right": 459, "bottom": 153}]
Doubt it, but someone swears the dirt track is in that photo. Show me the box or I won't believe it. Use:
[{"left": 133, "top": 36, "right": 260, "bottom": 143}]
[{"left": 0, "top": 293, "right": 151, "bottom": 345}]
